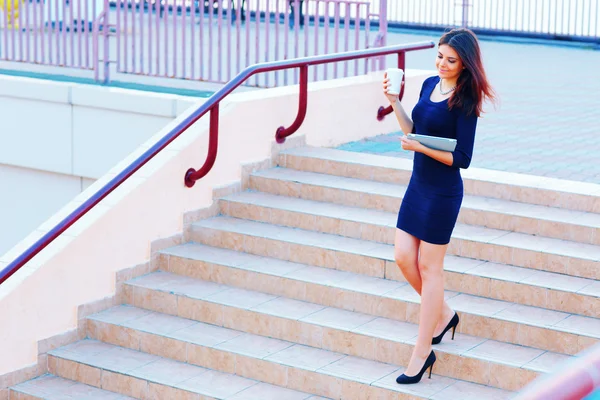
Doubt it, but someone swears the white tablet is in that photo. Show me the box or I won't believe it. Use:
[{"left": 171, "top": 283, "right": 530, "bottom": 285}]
[{"left": 407, "top": 134, "right": 457, "bottom": 152}]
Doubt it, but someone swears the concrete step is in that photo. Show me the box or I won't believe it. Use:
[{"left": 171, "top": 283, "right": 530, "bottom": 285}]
[
  {"left": 278, "top": 146, "right": 600, "bottom": 214},
  {"left": 87, "top": 304, "right": 513, "bottom": 399},
  {"left": 121, "top": 272, "right": 572, "bottom": 392},
  {"left": 249, "top": 167, "right": 600, "bottom": 246},
  {"left": 9, "top": 374, "right": 134, "bottom": 399},
  {"left": 189, "top": 216, "right": 600, "bottom": 316},
  {"left": 157, "top": 243, "right": 599, "bottom": 356},
  {"left": 47, "top": 339, "right": 326, "bottom": 400}
]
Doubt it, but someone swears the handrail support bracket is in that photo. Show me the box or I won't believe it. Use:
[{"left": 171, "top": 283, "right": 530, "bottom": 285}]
[
  {"left": 275, "top": 65, "right": 309, "bottom": 144},
  {"left": 185, "top": 104, "right": 220, "bottom": 187}
]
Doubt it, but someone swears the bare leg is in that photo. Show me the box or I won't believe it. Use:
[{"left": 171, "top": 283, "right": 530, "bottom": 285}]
[
  {"left": 394, "top": 229, "right": 421, "bottom": 292},
  {"left": 404, "top": 240, "right": 448, "bottom": 376},
  {"left": 394, "top": 229, "right": 454, "bottom": 335}
]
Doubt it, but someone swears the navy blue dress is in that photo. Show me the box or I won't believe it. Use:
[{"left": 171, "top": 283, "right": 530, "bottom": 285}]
[{"left": 396, "top": 76, "right": 478, "bottom": 245}]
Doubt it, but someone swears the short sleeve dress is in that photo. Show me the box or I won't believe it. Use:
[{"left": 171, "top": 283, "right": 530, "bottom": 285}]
[{"left": 396, "top": 75, "right": 478, "bottom": 245}]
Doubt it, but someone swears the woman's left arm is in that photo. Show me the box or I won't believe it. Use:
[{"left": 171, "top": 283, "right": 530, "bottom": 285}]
[
  {"left": 400, "top": 137, "right": 453, "bottom": 166},
  {"left": 400, "top": 110, "right": 478, "bottom": 168},
  {"left": 450, "top": 110, "right": 478, "bottom": 169}
]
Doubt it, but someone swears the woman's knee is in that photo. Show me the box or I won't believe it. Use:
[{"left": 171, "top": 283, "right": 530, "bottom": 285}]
[
  {"left": 417, "top": 259, "right": 443, "bottom": 280},
  {"left": 417, "top": 250, "right": 446, "bottom": 280},
  {"left": 418, "top": 241, "right": 448, "bottom": 279},
  {"left": 394, "top": 229, "right": 418, "bottom": 270},
  {"left": 394, "top": 248, "right": 415, "bottom": 271}
]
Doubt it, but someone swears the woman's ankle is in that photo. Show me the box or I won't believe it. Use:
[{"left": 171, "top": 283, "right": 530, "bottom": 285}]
[
  {"left": 442, "top": 302, "right": 454, "bottom": 317},
  {"left": 412, "top": 346, "right": 432, "bottom": 360}
]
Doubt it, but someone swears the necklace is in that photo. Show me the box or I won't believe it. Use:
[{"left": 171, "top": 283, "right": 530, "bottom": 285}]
[{"left": 439, "top": 79, "right": 456, "bottom": 95}]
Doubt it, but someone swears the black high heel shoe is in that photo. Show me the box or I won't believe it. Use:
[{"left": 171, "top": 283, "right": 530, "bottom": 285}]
[
  {"left": 432, "top": 312, "right": 459, "bottom": 345},
  {"left": 396, "top": 350, "right": 436, "bottom": 385}
]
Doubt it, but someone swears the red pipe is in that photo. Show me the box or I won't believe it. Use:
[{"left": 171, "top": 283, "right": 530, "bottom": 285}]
[
  {"left": 276, "top": 65, "right": 309, "bottom": 144},
  {"left": 185, "top": 104, "right": 220, "bottom": 187},
  {"left": 513, "top": 344, "right": 600, "bottom": 400},
  {"left": 0, "top": 41, "right": 436, "bottom": 287}
]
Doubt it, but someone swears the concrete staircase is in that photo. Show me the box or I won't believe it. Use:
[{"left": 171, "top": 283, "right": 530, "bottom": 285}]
[{"left": 10, "top": 147, "right": 599, "bottom": 399}]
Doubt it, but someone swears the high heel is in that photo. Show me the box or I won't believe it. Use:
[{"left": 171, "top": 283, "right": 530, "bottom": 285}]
[
  {"left": 432, "top": 312, "right": 459, "bottom": 345},
  {"left": 396, "top": 350, "right": 436, "bottom": 385}
]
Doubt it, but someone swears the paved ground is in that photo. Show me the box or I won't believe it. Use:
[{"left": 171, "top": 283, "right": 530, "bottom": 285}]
[{"left": 338, "top": 29, "right": 600, "bottom": 183}]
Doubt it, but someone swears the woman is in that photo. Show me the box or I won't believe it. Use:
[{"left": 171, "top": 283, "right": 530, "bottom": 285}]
[{"left": 383, "top": 28, "right": 496, "bottom": 384}]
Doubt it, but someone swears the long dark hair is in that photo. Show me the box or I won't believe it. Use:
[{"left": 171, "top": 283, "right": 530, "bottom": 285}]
[{"left": 439, "top": 28, "right": 496, "bottom": 117}]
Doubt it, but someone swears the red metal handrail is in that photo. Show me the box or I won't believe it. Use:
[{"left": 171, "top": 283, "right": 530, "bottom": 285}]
[
  {"left": 0, "top": 41, "right": 434, "bottom": 287},
  {"left": 184, "top": 42, "right": 434, "bottom": 186},
  {"left": 513, "top": 343, "right": 600, "bottom": 400}
]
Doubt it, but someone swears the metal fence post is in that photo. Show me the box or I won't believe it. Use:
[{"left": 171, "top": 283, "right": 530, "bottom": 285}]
[
  {"left": 379, "top": 0, "right": 387, "bottom": 47},
  {"left": 103, "top": 0, "right": 110, "bottom": 84},
  {"left": 94, "top": 0, "right": 111, "bottom": 83},
  {"left": 461, "top": 0, "right": 470, "bottom": 28},
  {"left": 378, "top": 0, "right": 388, "bottom": 69}
]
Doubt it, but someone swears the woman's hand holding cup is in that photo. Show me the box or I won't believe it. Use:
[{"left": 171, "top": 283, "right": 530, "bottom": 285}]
[{"left": 383, "top": 69, "right": 404, "bottom": 105}]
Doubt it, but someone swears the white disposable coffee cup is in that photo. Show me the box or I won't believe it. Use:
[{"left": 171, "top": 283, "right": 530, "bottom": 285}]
[{"left": 386, "top": 68, "right": 404, "bottom": 95}]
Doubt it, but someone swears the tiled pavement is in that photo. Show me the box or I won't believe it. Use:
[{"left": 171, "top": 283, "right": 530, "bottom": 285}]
[{"left": 337, "top": 30, "right": 600, "bottom": 183}]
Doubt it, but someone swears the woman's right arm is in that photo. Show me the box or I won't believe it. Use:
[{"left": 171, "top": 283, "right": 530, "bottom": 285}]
[
  {"left": 390, "top": 98, "right": 414, "bottom": 134},
  {"left": 383, "top": 74, "right": 415, "bottom": 134}
]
